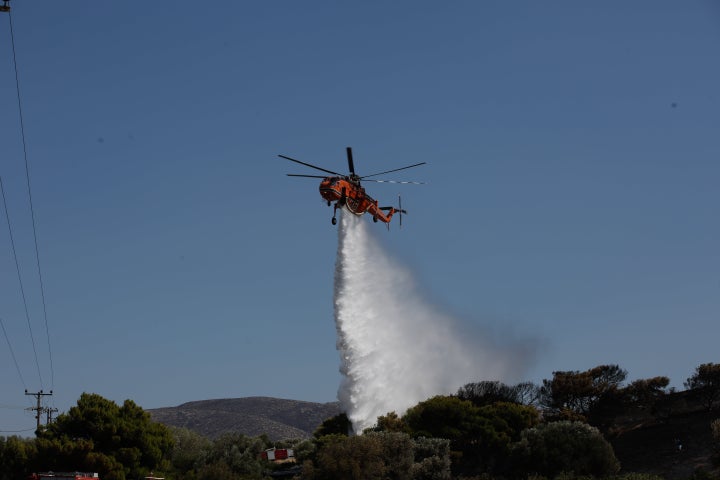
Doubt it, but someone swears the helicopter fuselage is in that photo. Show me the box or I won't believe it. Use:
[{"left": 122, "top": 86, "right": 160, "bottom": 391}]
[{"left": 319, "top": 176, "right": 396, "bottom": 223}]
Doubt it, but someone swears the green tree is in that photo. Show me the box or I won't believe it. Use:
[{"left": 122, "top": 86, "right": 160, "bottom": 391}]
[
  {"left": 308, "top": 432, "right": 414, "bottom": 480},
  {"left": 474, "top": 402, "right": 540, "bottom": 474},
  {"left": 196, "top": 460, "right": 243, "bottom": 480},
  {"left": 402, "top": 396, "right": 481, "bottom": 441},
  {"left": 410, "top": 437, "right": 451, "bottom": 480},
  {"left": 478, "top": 401, "right": 540, "bottom": 443},
  {"left": 307, "top": 433, "right": 452, "bottom": 479},
  {"left": 168, "top": 426, "right": 212, "bottom": 476},
  {"left": 197, "top": 432, "right": 269, "bottom": 479},
  {"left": 37, "top": 393, "right": 173, "bottom": 480},
  {"left": 0, "top": 435, "right": 37, "bottom": 480},
  {"left": 510, "top": 420, "right": 620, "bottom": 477},
  {"left": 685, "top": 363, "right": 720, "bottom": 410},
  {"left": 368, "top": 411, "right": 409, "bottom": 434},
  {"left": 403, "top": 395, "right": 484, "bottom": 474},
  {"left": 314, "top": 412, "right": 352, "bottom": 437},
  {"left": 402, "top": 395, "right": 536, "bottom": 476}
]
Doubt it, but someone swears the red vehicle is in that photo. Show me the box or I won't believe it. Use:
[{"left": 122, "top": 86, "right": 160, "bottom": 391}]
[
  {"left": 281, "top": 147, "right": 425, "bottom": 226},
  {"left": 261, "top": 447, "right": 295, "bottom": 462},
  {"left": 28, "top": 474, "right": 98, "bottom": 480}
]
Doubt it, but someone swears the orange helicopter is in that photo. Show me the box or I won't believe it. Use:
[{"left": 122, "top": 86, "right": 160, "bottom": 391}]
[{"left": 280, "top": 147, "right": 425, "bottom": 226}]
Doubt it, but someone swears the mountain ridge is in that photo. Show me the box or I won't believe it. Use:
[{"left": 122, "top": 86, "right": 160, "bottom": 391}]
[{"left": 148, "top": 396, "right": 342, "bottom": 440}]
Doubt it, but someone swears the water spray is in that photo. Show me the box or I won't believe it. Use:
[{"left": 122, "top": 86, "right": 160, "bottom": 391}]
[{"left": 333, "top": 211, "right": 532, "bottom": 432}]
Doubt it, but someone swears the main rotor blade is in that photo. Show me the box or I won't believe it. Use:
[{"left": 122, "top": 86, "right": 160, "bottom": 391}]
[
  {"left": 279, "top": 155, "right": 343, "bottom": 176},
  {"left": 346, "top": 147, "right": 356, "bottom": 175},
  {"left": 287, "top": 174, "right": 329, "bottom": 179},
  {"left": 360, "top": 162, "right": 426, "bottom": 179},
  {"left": 362, "top": 179, "right": 426, "bottom": 184}
]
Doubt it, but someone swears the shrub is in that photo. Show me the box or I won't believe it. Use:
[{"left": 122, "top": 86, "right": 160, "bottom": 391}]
[{"left": 510, "top": 421, "right": 620, "bottom": 477}]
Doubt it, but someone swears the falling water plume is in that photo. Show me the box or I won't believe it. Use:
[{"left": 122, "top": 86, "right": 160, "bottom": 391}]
[{"left": 334, "top": 212, "right": 533, "bottom": 433}]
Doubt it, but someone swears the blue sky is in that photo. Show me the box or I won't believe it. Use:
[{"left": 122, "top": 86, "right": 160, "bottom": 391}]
[{"left": 1, "top": 1, "right": 718, "bottom": 433}]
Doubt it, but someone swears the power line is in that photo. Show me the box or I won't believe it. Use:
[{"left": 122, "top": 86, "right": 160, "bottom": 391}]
[
  {"left": 0, "top": 176, "right": 43, "bottom": 388},
  {"left": 0, "top": 315, "right": 27, "bottom": 389},
  {"left": 0, "top": 427, "right": 36, "bottom": 433},
  {"left": 6, "top": 8, "right": 55, "bottom": 390}
]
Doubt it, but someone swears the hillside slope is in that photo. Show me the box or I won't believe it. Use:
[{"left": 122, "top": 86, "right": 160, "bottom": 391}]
[
  {"left": 609, "top": 390, "right": 720, "bottom": 480},
  {"left": 611, "top": 409, "right": 719, "bottom": 479},
  {"left": 148, "top": 397, "right": 341, "bottom": 440}
]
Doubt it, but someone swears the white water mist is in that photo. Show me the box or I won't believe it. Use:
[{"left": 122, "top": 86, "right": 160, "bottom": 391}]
[{"left": 334, "top": 212, "right": 533, "bottom": 433}]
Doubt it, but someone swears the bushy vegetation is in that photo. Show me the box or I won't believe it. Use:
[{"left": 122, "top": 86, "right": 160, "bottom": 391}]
[
  {"left": 35, "top": 393, "right": 174, "bottom": 480},
  {"left": 510, "top": 421, "right": 620, "bottom": 477},
  {"left": 4, "top": 361, "right": 720, "bottom": 479},
  {"left": 0, "top": 435, "right": 36, "bottom": 480}
]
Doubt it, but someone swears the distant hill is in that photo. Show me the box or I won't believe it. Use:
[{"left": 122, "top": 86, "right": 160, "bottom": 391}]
[{"left": 148, "top": 397, "right": 342, "bottom": 440}]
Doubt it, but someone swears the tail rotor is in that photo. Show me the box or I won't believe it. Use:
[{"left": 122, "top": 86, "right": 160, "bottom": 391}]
[
  {"left": 398, "top": 196, "right": 402, "bottom": 227},
  {"left": 397, "top": 195, "right": 407, "bottom": 228}
]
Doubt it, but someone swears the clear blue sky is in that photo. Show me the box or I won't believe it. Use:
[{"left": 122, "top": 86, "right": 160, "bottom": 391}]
[{"left": 1, "top": 1, "right": 718, "bottom": 434}]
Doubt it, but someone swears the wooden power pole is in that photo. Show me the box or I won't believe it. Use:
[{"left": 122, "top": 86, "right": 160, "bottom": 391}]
[
  {"left": 25, "top": 389, "right": 53, "bottom": 431},
  {"left": 45, "top": 406, "right": 59, "bottom": 424}
]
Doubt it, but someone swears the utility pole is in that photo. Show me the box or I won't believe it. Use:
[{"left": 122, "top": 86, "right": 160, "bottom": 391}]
[
  {"left": 25, "top": 389, "right": 53, "bottom": 431},
  {"left": 45, "top": 406, "right": 59, "bottom": 424}
]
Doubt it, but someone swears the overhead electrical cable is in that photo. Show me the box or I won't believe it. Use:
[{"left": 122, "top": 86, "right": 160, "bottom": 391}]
[
  {"left": 0, "top": 427, "right": 36, "bottom": 433},
  {"left": 0, "top": 176, "right": 43, "bottom": 388},
  {"left": 6, "top": 9, "right": 55, "bottom": 390},
  {"left": 0, "top": 315, "right": 27, "bottom": 389}
]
